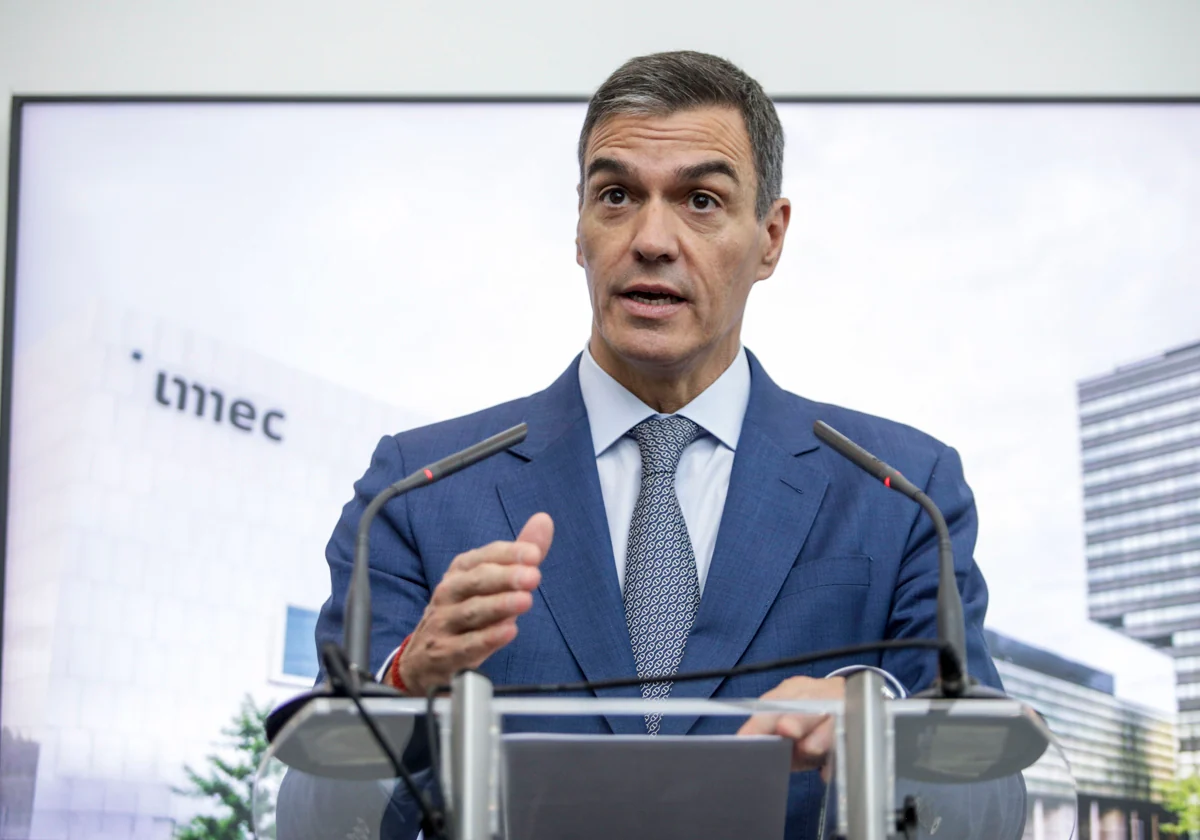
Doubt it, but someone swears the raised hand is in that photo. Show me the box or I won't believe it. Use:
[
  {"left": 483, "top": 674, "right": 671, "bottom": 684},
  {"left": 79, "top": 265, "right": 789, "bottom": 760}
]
[{"left": 394, "top": 513, "right": 554, "bottom": 695}]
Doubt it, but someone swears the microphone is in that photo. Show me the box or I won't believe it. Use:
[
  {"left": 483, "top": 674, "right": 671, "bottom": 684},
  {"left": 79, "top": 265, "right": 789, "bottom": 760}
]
[
  {"left": 811, "top": 420, "right": 967, "bottom": 698},
  {"left": 266, "top": 423, "right": 528, "bottom": 775}
]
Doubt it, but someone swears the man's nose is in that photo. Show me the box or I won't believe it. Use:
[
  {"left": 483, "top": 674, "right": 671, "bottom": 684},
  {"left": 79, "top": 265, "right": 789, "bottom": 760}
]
[{"left": 630, "top": 199, "right": 680, "bottom": 264}]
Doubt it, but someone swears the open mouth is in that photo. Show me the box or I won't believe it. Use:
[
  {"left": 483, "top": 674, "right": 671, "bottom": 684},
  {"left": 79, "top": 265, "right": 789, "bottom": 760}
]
[{"left": 622, "top": 290, "right": 686, "bottom": 306}]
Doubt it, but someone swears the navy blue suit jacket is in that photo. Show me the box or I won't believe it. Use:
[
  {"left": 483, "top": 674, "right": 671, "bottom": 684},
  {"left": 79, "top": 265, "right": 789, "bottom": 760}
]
[{"left": 315, "top": 351, "right": 1002, "bottom": 838}]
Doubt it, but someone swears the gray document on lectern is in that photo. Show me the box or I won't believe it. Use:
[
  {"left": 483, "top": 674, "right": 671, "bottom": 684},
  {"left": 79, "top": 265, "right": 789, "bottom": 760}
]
[{"left": 500, "top": 733, "right": 792, "bottom": 840}]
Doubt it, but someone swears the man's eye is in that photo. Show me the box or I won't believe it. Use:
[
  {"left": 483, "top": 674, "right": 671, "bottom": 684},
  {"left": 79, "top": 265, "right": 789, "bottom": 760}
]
[
  {"left": 690, "top": 193, "right": 716, "bottom": 210},
  {"left": 600, "top": 188, "right": 627, "bottom": 205}
]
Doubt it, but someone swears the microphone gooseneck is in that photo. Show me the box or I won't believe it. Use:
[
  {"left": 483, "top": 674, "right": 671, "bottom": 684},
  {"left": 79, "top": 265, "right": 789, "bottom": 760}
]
[{"left": 812, "top": 420, "right": 968, "bottom": 698}]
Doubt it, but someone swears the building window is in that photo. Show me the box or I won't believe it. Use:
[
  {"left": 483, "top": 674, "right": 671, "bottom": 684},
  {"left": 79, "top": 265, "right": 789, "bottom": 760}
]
[
  {"left": 1083, "top": 419, "right": 1200, "bottom": 464},
  {"left": 1086, "top": 496, "right": 1200, "bottom": 536},
  {"left": 1082, "top": 394, "right": 1200, "bottom": 441},
  {"left": 282, "top": 606, "right": 320, "bottom": 680},
  {"left": 1087, "top": 523, "right": 1200, "bottom": 558},
  {"left": 1080, "top": 370, "right": 1200, "bottom": 419},
  {"left": 1089, "top": 550, "right": 1200, "bottom": 583},
  {"left": 1084, "top": 448, "right": 1200, "bottom": 489},
  {"left": 1086, "top": 472, "right": 1200, "bottom": 512},
  {"left": 1089, "top": 575, "right": 1200, "bottom": 610},
  {"left": 1127, "top": 601, "right": 1200, "bottom": 630}
]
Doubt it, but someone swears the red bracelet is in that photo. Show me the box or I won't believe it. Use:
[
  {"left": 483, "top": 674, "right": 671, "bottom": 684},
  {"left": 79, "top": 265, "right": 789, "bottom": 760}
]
[{"left": 389, "top": 634, "right": 414, "bottom": 693}]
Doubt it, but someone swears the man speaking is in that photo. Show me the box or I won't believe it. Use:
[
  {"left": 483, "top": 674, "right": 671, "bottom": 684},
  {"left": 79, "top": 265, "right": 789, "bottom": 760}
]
[{"left": 314, "top": 50, "right": 1003, "bottom": 837}]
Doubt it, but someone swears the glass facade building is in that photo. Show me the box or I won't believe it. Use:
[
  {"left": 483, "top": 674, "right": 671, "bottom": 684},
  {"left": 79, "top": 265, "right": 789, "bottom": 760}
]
[
  {"left": 0, "top": 304, "right": 424, "bottom": 840},
  {"left": 1079, "top": 340, "right": 1200, "bottom": 771},
  {"left": 989, "top": 630, "right": 1176, "bottom": 840}
]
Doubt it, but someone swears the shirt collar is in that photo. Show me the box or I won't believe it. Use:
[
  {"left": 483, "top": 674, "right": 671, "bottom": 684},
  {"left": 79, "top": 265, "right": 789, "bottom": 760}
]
[{"left": 578, "top": 344, "right": 751, "bottom": 456}]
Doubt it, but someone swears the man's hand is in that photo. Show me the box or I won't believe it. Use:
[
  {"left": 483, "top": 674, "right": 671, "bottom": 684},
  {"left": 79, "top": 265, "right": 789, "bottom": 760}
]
[
  {"left": 737, "top": 676, "right": 846, "bottom": 779},
  {"left": 396, "top": 513, "right": 554, "bottom": 695}
]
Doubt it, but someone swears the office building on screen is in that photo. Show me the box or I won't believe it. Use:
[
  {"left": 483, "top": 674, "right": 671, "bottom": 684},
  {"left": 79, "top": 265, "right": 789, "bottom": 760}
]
[{"left": 1080, "top": 340, "right": 1200, "bottom": 772}]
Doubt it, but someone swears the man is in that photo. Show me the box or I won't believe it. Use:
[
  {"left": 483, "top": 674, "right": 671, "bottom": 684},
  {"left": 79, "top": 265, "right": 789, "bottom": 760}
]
[{"left": 314, "top": 51, "right": 1002, "bottom": 837}]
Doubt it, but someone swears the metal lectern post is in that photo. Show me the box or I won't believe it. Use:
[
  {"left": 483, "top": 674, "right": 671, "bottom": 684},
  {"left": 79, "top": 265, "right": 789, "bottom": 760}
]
[
  {"left": 450, "top": 670, "right": 494, "bottom": 840},
  {"left": 843, "top": 670, "right": 893, "bottom": 840}
]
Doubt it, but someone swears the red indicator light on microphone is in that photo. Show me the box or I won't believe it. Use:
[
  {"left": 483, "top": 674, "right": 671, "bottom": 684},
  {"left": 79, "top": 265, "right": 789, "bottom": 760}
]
[
  {"left": 884, "top": 476, "right": 892, "bottom": 488},
  {"left": 424, "top": 469, "right": 434, "bottom": 480}
]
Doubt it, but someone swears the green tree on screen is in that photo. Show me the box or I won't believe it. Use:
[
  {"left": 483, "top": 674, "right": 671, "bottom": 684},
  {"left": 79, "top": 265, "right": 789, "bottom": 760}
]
[
  {"left": 175, "top": 696, "right": 275, "bottom": 840},
  {"left": 1157, "top": 773, "right": 1200, "bottom": 839}
]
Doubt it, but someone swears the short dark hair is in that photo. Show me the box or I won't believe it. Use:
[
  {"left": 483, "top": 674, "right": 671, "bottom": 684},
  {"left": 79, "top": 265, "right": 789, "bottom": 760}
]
[{"left": 578, "top": 51, "right": 784, "bottom": 220}]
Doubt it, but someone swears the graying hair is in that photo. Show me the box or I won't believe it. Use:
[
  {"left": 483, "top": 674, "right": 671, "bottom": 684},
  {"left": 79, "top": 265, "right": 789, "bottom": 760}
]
[{"left": 578, "top": 51, "right": 784, "bottom": 220}]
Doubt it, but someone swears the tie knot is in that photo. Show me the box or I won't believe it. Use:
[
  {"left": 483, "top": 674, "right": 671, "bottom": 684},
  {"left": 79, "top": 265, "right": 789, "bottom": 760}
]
[{"left": 630, "top": 415, "right": 703, "bottom": 474}]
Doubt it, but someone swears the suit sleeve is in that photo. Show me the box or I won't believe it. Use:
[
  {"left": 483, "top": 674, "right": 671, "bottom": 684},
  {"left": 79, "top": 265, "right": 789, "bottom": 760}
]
[
  {"left": 880, "top": 444, "right": 1002, "bottom": 694},
  {"left": 314, "top": 435, "right": 432, "bottom": 680}
]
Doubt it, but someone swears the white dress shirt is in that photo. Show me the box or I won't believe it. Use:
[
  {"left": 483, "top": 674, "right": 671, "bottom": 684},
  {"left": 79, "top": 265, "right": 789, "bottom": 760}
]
[{"left": 577, "top": 345, "right": 751, "bottom": 595}]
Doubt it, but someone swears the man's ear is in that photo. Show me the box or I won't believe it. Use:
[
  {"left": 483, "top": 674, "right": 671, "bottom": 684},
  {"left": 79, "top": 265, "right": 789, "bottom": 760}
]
[{"left": 756, "top": 198, "right": 791, "bottom": 281}]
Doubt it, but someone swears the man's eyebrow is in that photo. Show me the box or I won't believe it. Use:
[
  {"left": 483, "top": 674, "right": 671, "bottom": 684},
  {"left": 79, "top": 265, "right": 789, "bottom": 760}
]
[
  {"left": 677, "top": 160, "right": 739, "bottom": 184},
  {"left": 585, "top": 157, "right": 632, "bottom": 181}
]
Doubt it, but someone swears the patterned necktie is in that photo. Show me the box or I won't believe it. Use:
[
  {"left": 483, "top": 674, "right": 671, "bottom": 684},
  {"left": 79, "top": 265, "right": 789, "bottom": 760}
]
[{"left": 623, "top": 415, "right": 703, "bottom": 735}]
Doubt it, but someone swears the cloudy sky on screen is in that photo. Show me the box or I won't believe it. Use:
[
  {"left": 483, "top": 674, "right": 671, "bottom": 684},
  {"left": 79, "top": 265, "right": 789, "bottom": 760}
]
[{"left": 14, "top": 101, "right": 1200, "bottom": 709}]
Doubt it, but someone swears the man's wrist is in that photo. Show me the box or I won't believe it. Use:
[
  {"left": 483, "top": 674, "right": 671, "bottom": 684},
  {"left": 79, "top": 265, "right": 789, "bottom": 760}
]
[{"left": 387, "top": 634, "right": 415, "bottom": 694}]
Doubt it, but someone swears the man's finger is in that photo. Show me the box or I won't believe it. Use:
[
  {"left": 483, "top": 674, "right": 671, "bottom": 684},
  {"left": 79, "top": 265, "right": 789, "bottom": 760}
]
[
  {"left": 776, "top": 713, "right": 828, "bottom": 743},
  {"left": 441, "top": 590, "right": 534, "bottom": 632},
  {"left": 435, "top": 563, "right": 541, "bottom": 604},
  {"left": 516, "top": 512, "right": 554, "bottom": 560},
  {"left": 781, "top": 715, "right": 834, "bottom": 772},
  {"left": 454, "top": 619, "right": 519, "bottom": 666},
  {"left": 449, "top": 516, "right": 553, "bottom": 574},
  {"left": 802, "top": 718, "right": 835, "bottom": 758},
  {"left": 736, "top": 713, "right": 781, "bottom": 737},
  {"left": 451, "top": 540, "right": 535, "bottom": 573}
]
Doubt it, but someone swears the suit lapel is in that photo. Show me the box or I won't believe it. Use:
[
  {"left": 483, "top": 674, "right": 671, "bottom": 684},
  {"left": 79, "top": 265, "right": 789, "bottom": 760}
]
[
  {"left": 659, "top": 353, "right": 830, "bottom": 735},
  {"left": 496, "top": 361, "right": 646, "bottom": 735}
]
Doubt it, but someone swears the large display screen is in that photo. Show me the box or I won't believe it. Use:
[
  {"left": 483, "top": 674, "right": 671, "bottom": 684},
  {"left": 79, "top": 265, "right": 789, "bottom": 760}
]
[{"left": 2, "top": 100, "right": 1198, "bottom": 839}]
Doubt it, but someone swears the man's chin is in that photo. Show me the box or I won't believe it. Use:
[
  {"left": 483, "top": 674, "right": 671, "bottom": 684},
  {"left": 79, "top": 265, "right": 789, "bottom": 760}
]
[{"left": 595, "top": 333, "right": 698, "bottom": 375}]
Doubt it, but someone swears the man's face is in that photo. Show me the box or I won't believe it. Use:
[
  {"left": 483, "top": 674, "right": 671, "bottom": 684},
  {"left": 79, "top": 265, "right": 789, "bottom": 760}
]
[{"left": 576, "top": 106, "right": 789, "bottom": 380}]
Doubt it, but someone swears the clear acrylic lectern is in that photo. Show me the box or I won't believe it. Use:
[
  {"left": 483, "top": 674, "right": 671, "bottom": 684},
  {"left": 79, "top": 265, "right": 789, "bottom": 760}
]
[{"left": 255, "top": 671, "right": 1075, "bottom": 840}]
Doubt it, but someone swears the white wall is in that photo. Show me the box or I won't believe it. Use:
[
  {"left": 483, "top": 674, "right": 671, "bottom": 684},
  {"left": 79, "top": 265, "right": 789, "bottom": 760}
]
[
  {"left": 4, "top": 0, "right": 1200, "bottom": 100},
  {"left": 3, "top": 1, "right": 1200, "bottom": 164}
]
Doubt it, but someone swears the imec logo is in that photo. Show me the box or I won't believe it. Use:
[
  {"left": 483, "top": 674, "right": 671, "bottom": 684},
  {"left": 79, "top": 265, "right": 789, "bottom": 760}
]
[{"left": 133, "top": 350, "right": 285, "bottom": 442}]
